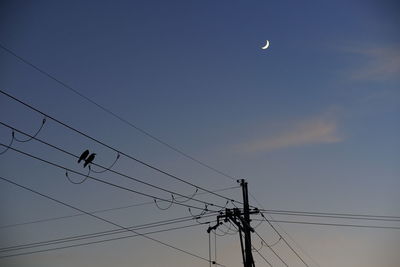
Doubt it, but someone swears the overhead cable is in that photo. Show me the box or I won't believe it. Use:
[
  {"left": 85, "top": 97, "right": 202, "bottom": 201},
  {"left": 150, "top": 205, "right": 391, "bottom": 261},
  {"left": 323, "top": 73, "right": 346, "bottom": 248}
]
[
  {"left": 0, "top": 89, "right": 241, "bottom": 205},
  {"left": 0, "top": 121, "right": 228, "bottom": 209},
  {"left": 0, "top": 186, "right": 239, "bottom": 230},
  {"left": 0, "top": 43, "right": 236, "bottom": 182},
  {"left": 0, "top": 144, "right": 221, "bottom": 212},
  {"left": 0, "top": 175, "right": 226, "bottom": 266}
]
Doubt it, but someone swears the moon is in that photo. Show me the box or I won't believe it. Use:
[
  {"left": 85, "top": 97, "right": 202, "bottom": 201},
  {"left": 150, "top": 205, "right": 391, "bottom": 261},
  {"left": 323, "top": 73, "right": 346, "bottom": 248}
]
[{"left": 261, "top": 40, "right": 270, "bottom": 50}]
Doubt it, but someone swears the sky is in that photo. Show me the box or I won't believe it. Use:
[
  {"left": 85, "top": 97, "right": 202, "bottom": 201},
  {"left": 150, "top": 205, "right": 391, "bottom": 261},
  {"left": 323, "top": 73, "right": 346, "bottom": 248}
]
[{"left": 0, "top": 0, "right": 399, "bottom": 266}]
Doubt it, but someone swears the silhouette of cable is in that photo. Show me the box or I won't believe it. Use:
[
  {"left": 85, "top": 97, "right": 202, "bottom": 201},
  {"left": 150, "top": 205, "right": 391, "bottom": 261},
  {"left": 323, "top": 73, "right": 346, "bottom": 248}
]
[
  {"left": 259, "top": 213, "right": 311, "bottom": 267},
  {"left": 253, "top": 247, "right": 273, "bottom": 267},
  {"left": 0, "top": 122, "right": 229, "bottom": 210},
  {"left": 214, "top": 230, "right": 217, "bottom": 266},
  {"left": 89, "top": 152, "right": 120, "bottom": 173},
  {"left": 0, "top": 131, "right": 14, "bottom": 155},
  {"left": 13, "top": 117, "right": 46, "bottom": 142},
  {"left": 251, "top": 240, "right": 264, "bottom": 253},
  {"left": 154, "top": 197, "right": 174, "bottom": 210},
  {"left": 208, "top": 229, "right": 212, "bottom": 267},
  {"left": 0, "top": 43, "right": 236, "bottom": 183},
  {"left": 65, "top": 168, "right": 90, "bottom": 184},
  {"left": 253, "top": 218, "right": 400, "bottom": 230},
  {"left": 218, "top": 221, "right": 238, "bottom": 236},
  {"left": 252, "top": 237, "right": 281, "bottom": 254},
  {"left": 250, "top": 193, "right": 316, "bottom": 267},
  {"left": 0, "top": 214, "right": 217, "bottom": 253},
  {"left": 259, "top": 209, "right": 400, "bottom": 222},
  {"left": 231, "top": 223, "right": 272, "bottom": 267},
  {"left": 0, "top": 89, "right": 242, "bottom": 205},
  {"left": 0, "top": 185, "right": 239, "bottom": 230},
  {"left": 0, "top": 175, "right": 226, "bottom": 266},
  {"left": 0, "top": 222, "right": 216, "bottom": 259},
  {"left": 0, "top": 144, "right": 221, "bottom": 212},
  {"left": 172, "top": 187, "right": 199, "bottom": 203},
  {"left": 188, "top": 205, "right": 209, "bottom": 219},
  {"left": 253, "top": 229, "right": 288, "bottom": 267}
]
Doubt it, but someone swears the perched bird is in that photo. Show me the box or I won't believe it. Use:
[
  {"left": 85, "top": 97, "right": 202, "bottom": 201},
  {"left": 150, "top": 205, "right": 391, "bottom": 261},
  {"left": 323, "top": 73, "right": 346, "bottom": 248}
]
[
  {"left": 78, "top": 149, "right": 90, "bottom": 163},
  {"left": 84, "top": 153, "right": 96, "bottom": 168}
]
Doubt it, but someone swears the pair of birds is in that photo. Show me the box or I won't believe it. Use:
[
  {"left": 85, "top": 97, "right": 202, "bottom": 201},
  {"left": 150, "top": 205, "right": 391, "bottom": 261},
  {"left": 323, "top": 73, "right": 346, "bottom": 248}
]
[{"left": 78, "top": 150, "right": 96, "bottom": 168}]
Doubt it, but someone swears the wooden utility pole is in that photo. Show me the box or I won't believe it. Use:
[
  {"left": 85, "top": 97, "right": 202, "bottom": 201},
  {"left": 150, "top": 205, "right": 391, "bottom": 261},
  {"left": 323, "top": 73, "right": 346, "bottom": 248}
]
[
  {"left": 240, "top": 179, "right": 255, "bottom": 267},
  {"left": 207, "top": 179, "right": 258, "bottom": 267}
]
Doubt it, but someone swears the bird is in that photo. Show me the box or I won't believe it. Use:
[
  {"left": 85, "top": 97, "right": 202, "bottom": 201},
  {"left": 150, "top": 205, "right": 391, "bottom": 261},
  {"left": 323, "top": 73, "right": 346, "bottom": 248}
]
[
  {"left": 78, "top": 149, "right": 90, "bottom": 163},
  {"left": 84, "top": 153, "right": 96, "bottom": 168}
]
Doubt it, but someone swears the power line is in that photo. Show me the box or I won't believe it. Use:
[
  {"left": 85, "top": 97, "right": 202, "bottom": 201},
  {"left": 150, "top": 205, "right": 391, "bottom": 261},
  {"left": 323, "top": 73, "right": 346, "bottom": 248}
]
[
  {"left": 248, "top": 193, "right": 313, "bottom": 267},
  {"left": 259, "top": 212, "right": 311, "bottom": 267},
  {"left": 0, "top": 144, "right": 221, "bottom": 212},
  {"left": 0, "top": 42, "right": 236, "bottom": 183},
  {"left": 0, "top": 121, "right": 232, "bottom": 210},
  {"left": 0, "top": 186, "right": 239, "bottom": 230},
  {"left": 253, "top": 230, "right": 289, "bottom": 267},
  {"left": 0, "top": 89, "right": 241, "bottom": 205},
  {"left": 0, "top": 222, "right": 214, "bottom": 259},
  {"left": 252, "top": 245, "right": 273, "bottom": 267},
  {"left": 229, "top": 223, "right": 273, "bottom": 267},
  {"left": 260, "top": 209, "right": 400, "bottom": 221},
  {"left": 250, "top": 194, "right": 320, "bottom": 267},
  {"left": 0, "top": 175, "right": 226, "bottom": 266},
  {"left": 253, "top": 218, "right": 400, "bottom": 230},
  {"left": 0, "top": 214, "right": 217, "bottom": 253}
]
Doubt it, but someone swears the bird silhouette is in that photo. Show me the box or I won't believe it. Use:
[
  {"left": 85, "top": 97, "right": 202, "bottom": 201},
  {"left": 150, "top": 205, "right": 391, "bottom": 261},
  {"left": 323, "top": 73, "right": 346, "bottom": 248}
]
[
  {"left": 84, "top": 153, "right": 96, "bottom": 168},
  {"left": 78, "top": 149, "right": 89, "bottom": 163}
]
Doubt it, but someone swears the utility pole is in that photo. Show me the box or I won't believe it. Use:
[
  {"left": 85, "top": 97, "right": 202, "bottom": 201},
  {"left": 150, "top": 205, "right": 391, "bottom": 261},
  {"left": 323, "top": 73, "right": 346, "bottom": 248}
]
[
  {"left": 207, "top": 179, "right": 258, "bottom": 267},
  {"left": 241, "top": 179, "right": 255, "bottom": 267}
]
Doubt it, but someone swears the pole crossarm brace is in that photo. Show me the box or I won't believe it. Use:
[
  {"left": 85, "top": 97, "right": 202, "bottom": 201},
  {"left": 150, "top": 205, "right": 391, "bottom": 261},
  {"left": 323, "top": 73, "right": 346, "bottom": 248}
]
[{"left": 206, "top": 180, "right": 259, "bottom": 267}]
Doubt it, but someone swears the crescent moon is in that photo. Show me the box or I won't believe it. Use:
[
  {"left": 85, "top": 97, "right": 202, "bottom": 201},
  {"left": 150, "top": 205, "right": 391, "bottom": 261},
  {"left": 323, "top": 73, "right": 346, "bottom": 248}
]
[{"left": 261, "top": 40, "right": 270, "bottom": 50}]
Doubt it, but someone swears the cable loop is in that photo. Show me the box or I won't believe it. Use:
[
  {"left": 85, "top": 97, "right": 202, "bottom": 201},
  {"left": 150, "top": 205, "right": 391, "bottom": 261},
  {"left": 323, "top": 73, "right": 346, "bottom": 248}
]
[
  {"left": 172, "top": 187, "right": 199, "bottom": 203},
  {"left": 154, "top": 197, "right": 174, "bottom": 210},
  {"left": 0, "top": 131, "right": 14, "bottom": 155},
  {"left": 13, "top": 117, "right": 46, "bottom": 143},
  {"left": 65, "top": 168, "right": 91, "bottom": 184},
  {"left": 90, "top": 152, "right": 121, "bottom": 173},
  {"left": 220, "top": 220, "right": 238, "bottom": 235},
  {"left": 267, "top": 236, "right": 282, "bottom": 248},
  {"left": 252, "top": 241, "right": 265, "bottom": 252},
  {"left": 252, "top": 217, "right": 264, "bottom": 229},
  {"left": 188, "top": 204, "right": 208, "bottom": 218},
  {"left": 188, "top": 204, "right": 210, "bottom": 224}
]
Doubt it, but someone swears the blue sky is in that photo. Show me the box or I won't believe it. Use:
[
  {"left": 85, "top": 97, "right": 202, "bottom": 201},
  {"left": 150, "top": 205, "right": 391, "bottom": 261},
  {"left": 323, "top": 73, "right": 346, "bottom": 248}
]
[{"left": 0, "top": 1, "right": 399, "bottom": 266}]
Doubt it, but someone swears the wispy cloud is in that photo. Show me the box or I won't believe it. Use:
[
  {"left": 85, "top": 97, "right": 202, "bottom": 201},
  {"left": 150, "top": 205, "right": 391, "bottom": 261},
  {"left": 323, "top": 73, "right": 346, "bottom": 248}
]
[
  {"left": 237, "top": 112, "right": 343, "bottom": 153},
  {"left": 343, "top": 45, "right": 400, "bottom": 81}
]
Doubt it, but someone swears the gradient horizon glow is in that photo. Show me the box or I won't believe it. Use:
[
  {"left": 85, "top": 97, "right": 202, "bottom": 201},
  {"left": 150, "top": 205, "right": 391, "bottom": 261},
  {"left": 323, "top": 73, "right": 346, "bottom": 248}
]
[{"left": 0, "top": 1, "right": 399, "bottom": 267}]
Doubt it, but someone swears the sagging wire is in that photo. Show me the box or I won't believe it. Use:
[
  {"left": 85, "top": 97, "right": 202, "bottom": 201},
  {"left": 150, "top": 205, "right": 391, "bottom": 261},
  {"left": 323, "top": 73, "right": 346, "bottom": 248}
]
[
  {"left": 208, "top": 227, "right": 217, "bottom": 266},
  {"left": 0, "top": 131, "right": 14, "bottom": 155},
  {"left": 252, "top": 236, "right": 282, "bottom": 253},
  {"left": 1, "top": 117, "right": 46, "bottom": 154},
  {"left": 214, "top": 229, "right": 227, "bottom": 237},
  {"left": 90, "top": 152, "right": 121, "bottom": 173},
  {"left": 213, "top": 200, "right": 233, "bottom": 236},
  {"left": 214, "top": 229, "right": 217, "bottom": 265},
  {"left": 219, "top": 220, "right": 238, "bottom": 235},
  {"left": 189, "top": 204, "right": 209, "bottom": 218},
  {"left": 172, "top": 187, "right": 199, "bottom": 203},
  {"left": 154, "top": 189, "right": 204, "bottom": 211},
  {"left": 209, "top": 226, "right": 212, "bottom": 267},
  {"left": 13, "top": 117, "right": 46, "bottom": 143},
  {"left": 252, "top": 240, "right": 265, "bottom": 253},
  {"left": 252, "top": 217, "right": 264, "bottom": 229},
  {"left": 269, "top": 236, "right": 283, "bottom": 248},
  {"left": 154, "top": 197, "right": 174, "bottom": 210},
  {"left": 65, "top": 168, "right": 91, "bottom": 184}
]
